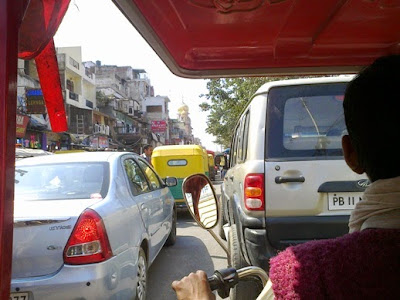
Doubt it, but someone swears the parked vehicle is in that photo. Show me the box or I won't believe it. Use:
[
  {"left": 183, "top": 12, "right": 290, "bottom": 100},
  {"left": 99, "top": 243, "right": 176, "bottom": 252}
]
[
  {"left": 15, "top": 148, "right": 53, "bottom": 160},
  {"left": 12, "top": 152, "right": 177, "bottom": 299},
  {"left": 207, "top": 153, "right": 216, "bottom": 181},
  {"left": 219, "top": 76, "right": 369, "bottom": 281},
  {"left": 202, "top": 147, "right": 210, "bottom": 177},
  {"left": 152, "top": 145, "right": 207, "bottom": 208}
]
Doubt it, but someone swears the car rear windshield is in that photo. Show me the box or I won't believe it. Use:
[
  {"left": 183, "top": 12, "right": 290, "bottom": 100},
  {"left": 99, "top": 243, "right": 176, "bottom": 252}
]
[
  {"left": 266, "top": 82, "right": 348, "bottom": 159},
  {"left": 15, "top": 162, "right": 109, "bottom": 201}
]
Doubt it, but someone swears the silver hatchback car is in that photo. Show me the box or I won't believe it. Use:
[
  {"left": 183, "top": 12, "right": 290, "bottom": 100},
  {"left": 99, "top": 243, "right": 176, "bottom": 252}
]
[{"left": 11, "top": 152, "right": 177, "bottom": 300}]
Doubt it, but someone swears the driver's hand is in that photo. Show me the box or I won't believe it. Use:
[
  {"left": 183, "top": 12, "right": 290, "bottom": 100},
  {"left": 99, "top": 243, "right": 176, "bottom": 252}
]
[{"left": 172, "top": 270, "right": 216, "bottom": 300}]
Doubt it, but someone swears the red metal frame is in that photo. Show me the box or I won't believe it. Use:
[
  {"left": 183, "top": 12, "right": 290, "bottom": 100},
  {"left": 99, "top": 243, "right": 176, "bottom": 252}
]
[{"left": 0, "top": 0, "right": 24, "bottom": 297}]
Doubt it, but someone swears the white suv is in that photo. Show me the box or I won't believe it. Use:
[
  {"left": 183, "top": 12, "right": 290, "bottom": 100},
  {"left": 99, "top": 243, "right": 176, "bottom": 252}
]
[{"left": 220, "top": 76, "right": 369, "bottom": 278}]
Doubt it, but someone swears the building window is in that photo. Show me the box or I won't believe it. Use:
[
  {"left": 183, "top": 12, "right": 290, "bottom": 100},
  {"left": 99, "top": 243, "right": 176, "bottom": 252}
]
[
  {"left": 66, "top": 79, "right": 74, "bottom": 92},
  {"left": 146, "top": 105, "right": 162, "bottom": 113}
]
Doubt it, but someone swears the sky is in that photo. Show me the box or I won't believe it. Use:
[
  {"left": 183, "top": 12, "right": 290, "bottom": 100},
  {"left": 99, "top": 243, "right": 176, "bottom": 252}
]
[{"left": 54, "top": 0, "right": 220, "bottom": 151}]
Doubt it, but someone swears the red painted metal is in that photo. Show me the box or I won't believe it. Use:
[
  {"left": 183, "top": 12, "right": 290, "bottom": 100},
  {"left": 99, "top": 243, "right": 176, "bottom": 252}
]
[
  {"left": 18, "top": 0, "right": 71, "bottom": 60},
  {"left": 35, "top": 40, "right": 68, "bottom": 132},
  {"left": 19, "top": 0, "right": 71, "bottom": 132},
  {"left": 0, "top": 1, "right": 25, "bottom": 297},
  {"left": 0, "top": 0, "right": 70, "bottom": 296},
  {"left": 114, "top": 0, "right": 400, "bottom": 77}
]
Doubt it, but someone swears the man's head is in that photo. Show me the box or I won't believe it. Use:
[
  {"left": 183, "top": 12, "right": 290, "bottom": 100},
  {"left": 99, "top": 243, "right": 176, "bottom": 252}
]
[
  {"left": 143, "top": 144, "right": 153, "bottom": 157},
  {"left": 342, "top": 55, "right": 400, "bottom": 182}
]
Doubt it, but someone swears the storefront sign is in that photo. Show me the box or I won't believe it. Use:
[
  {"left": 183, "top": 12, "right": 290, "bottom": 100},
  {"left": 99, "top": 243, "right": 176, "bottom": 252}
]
[
  {"left": 90, "top": 136, "right": 99, "bottom": 149},
  {"left": 98, "top": 136, "right": 109, "bottom": 148},
  {"left": 26, "top": 89, "right": 46, "bottom": 114},
  {"left": 151, "top": 120, "right": 167, "bottom": 132},
  {"left": 16, "top": 114, "right": 29, "bottom": 138}
]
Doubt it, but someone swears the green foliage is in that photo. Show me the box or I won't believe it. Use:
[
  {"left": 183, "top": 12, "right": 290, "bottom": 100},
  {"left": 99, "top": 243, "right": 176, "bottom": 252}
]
[
  {"left": 200, "top": 77, "right": 291, "bottom": 147},
  {"left": 96, "top": 90, "right": 110, "bottom": 107}
]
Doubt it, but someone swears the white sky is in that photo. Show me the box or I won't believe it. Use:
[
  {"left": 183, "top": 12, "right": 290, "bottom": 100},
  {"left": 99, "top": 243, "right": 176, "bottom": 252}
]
[{"left": 54, "top": 0, "right": 220, "bottom": 151}]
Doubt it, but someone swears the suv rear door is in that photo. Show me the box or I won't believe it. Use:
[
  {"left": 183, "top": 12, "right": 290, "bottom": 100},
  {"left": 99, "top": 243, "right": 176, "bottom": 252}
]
[{"left": 264, "top": 79, "right": 368, "bottom": 248}]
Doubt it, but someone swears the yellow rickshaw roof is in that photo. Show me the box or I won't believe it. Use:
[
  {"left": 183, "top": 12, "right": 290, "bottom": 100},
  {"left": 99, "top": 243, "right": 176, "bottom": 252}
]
[{"left": 152, "top": 145, "right": 205, "bottom": 157}]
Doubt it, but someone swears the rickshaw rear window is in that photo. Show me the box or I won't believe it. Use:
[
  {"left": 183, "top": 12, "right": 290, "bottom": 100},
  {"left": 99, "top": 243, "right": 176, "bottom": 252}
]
[{"left": 168, "top": 159, "right": 188, "bottom": 166}]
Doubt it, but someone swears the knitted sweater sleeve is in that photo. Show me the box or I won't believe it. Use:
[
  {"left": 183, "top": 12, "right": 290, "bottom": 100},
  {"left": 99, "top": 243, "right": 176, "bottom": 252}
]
[
  {"left": 268, "top": 229, "right": 400, "bottom": 300},
  {"left": 269, "top": 243, "right": 325, "bottom": 300}
]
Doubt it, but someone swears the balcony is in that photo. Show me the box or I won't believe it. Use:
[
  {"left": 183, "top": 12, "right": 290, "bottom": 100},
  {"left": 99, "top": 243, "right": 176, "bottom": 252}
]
[
  {"left": 133, "top": 110, "right": 143, "bottom": 118},
  {"left": 69, "top": 57, "right": 80, "bottom": 70}
]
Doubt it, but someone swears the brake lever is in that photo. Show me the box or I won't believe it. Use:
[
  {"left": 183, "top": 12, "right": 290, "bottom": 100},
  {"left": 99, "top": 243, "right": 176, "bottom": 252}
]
[{"left": 208, "top": 267, "right": 239, "bottom": 298}]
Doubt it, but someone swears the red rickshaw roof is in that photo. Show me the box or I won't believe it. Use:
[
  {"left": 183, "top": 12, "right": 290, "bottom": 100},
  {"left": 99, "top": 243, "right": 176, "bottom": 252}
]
[{"left": 113, "top": 0, "right": 400, "bottom": 78}]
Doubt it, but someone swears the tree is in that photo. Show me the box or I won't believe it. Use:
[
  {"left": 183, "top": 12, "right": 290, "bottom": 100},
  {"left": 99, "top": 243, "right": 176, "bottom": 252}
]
[
  {"left": 200, "top": 77, "right": 291, "bottom": 147},
  {"left": 96, "top": 90, "right": 111, "bottom": 107}
]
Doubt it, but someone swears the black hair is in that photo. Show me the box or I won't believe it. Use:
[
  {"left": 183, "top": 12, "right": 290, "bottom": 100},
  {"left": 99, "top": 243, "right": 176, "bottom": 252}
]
[
  {"left": 143, "top": 144, "right": 153, "bottom": 151},
  {"left": 343, "top": 55, "right": 400, "bottom": 182}
]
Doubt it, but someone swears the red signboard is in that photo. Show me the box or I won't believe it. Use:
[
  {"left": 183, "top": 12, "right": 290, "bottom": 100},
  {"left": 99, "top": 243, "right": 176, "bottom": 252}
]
[
  {"left": 15, "top": 114, "right": 29, "bottom": 138},
  {"left": 151, "top": 120, "right": 167, "bottom": 132}
]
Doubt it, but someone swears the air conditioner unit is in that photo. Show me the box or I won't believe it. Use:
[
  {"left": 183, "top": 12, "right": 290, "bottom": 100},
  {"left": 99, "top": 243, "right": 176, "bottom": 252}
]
[{"left": 94, "top": 123, "right": 100, "bottom": 134}]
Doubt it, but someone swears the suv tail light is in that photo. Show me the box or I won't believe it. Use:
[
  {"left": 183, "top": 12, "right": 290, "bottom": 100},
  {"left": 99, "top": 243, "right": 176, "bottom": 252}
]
[
  {"left": 244, "top": 174, "right": 264, "bottom": 211},
  {"left": 64, "top": 209, "right": 113, "bottom": 265}
]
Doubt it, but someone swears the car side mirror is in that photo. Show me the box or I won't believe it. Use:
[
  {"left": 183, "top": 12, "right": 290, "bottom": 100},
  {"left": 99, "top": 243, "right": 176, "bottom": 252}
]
[
  {"left": 165, "top": 176, "right": 178, "bottom": 187},
  {"left": 182, "top": 173, "right": 218, "bottom": 229}
]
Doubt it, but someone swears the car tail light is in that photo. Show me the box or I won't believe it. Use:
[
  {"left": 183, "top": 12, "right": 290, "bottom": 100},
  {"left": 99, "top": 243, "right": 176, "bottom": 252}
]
[
  {"left": 64, "top": 209, "right": 113, "bottom": 265},
  {"left": 244, "top": 174, "right": 264, "bottom": 211}
]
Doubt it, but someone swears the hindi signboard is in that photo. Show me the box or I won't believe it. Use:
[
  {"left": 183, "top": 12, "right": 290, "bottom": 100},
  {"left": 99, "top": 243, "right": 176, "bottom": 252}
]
[
  {"left": 151, "top": 120, "right": 167, "bottom": 132},
  {"left": 26, "top": 89, "right": 46, "bottom": 114}
]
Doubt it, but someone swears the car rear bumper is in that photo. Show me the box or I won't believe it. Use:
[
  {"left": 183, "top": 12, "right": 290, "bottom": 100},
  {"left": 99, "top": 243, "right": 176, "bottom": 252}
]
[
  {"left": 241, "top": 215, "right": 350, "bottom": 271},
  {"left": 10, "top": 251, "right": 138, "bottom": 300}
]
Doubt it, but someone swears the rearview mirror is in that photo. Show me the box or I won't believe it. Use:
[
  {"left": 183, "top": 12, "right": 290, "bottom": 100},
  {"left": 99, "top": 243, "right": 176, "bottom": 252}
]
[
  {"left": 182, "top": 174, "right": 218, "bottom": 229},
  {"left": 165, "top": 176, "right": 178, "bottom": 187}
]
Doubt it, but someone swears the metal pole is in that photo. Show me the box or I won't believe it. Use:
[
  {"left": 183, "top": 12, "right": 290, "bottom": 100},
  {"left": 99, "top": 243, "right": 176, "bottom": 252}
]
[{"left": 0, "top": 0, "right": 25, "bottom": 297}]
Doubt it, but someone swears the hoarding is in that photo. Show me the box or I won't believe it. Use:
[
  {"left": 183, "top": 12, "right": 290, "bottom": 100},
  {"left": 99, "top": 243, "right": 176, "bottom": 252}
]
[{"left": 151, "top": 120, "right": 167, "bottom": 132}]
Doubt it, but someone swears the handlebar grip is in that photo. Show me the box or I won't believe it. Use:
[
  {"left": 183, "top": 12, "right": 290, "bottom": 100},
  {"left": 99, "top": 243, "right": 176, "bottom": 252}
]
[{"left": 208, "top": 275, "right": 222, "bottom": 291}]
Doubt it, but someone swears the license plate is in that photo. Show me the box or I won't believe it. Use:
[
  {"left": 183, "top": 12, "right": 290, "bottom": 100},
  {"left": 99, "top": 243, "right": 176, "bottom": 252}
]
[
  {"left": 328, "top": 192, "right": 363, "bottom": 210},
  {"left": 9, "top": 292, "right": 29, "bottom": 300}
]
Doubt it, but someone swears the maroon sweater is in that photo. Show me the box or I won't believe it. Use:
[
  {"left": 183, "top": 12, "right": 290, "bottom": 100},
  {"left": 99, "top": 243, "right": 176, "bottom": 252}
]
[{"left": 269, "top": 229, "right": 400, "bottom": 299}]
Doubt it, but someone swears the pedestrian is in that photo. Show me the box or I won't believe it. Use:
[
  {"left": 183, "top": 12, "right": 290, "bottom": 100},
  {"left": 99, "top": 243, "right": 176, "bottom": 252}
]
[
  {"left": 171, "top": 55, "right": 400, "bottom": 299},
  {"left": 141, "top": 144, "right": 153, "bottom": 166}
]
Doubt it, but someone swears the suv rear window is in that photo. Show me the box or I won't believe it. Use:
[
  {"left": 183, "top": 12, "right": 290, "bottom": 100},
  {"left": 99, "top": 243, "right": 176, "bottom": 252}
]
[{"left": 267, "top": 82, "right": 347, "bottom": 159}]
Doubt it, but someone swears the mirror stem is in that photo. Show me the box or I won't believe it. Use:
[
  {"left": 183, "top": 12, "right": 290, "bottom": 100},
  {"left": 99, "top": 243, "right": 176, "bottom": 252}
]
[{"left": 207, "top": 229, "right": 229, "bottom": 256}]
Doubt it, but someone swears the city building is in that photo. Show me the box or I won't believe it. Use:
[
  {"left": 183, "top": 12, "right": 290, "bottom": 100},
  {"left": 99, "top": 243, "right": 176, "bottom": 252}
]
[
  {"left": 86, "top": 62, "right": 152, "bottom": 153},
  {"left": 142, "top": 95, "right": 171, "bottom": 147}
]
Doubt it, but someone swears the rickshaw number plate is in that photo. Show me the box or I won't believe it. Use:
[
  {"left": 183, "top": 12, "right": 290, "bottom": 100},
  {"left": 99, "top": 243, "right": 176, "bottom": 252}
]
[{"left": 328, "top": 192, "right": 363, "bottom": 210}]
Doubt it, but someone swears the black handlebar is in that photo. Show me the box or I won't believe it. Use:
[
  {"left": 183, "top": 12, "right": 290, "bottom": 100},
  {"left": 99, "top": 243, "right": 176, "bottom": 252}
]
[{"left": 207, "top": 268, "right": 239, "bottom": 298}]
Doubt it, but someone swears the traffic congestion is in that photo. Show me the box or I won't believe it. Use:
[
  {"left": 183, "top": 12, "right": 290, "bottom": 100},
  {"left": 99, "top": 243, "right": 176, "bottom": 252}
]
[{"left": 2, "top": 0, "right": 400, "bottom": 300}]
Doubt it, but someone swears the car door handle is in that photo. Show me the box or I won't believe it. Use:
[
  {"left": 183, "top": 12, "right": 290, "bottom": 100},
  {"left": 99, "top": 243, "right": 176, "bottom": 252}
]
[{"left": 275, "top": 176, "right": 305, "bottom": 184}]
